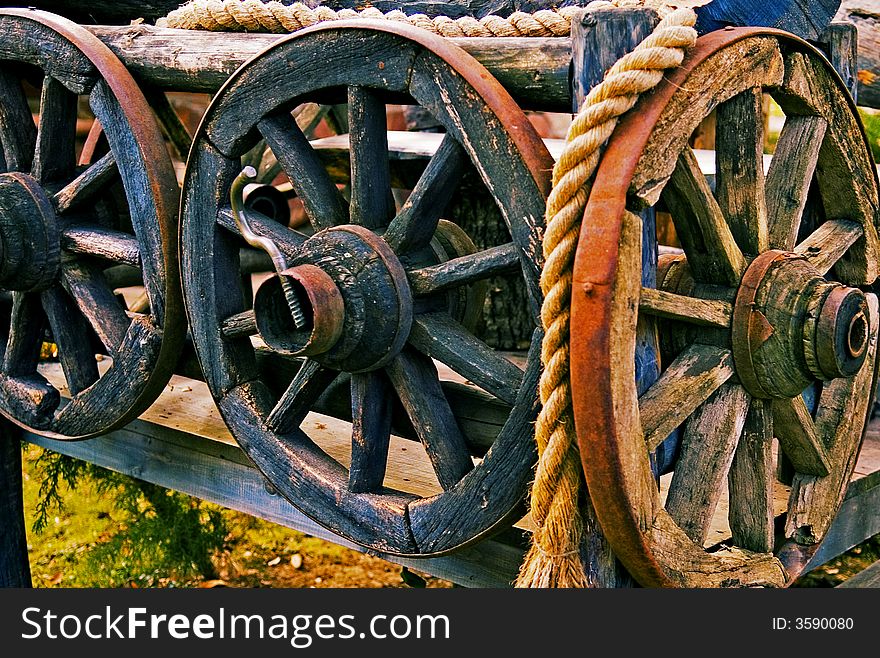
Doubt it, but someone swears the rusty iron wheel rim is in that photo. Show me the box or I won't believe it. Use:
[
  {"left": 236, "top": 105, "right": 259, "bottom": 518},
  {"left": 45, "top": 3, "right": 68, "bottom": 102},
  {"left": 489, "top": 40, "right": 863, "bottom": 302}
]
[{"left": 571, "top": 28, "right": 880, "bottom": 587}]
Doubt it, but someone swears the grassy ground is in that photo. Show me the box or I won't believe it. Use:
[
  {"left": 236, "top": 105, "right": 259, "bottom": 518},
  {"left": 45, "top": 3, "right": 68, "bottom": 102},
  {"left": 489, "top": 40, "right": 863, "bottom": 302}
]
[{"left": 21, "top": 446, "right": 450, "bottom": 589}]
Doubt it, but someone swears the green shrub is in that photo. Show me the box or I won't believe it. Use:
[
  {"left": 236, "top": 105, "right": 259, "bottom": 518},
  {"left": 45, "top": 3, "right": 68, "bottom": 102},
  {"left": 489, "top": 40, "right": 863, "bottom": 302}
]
[
  {"left": 29, "top": 449, "right": 227, "bottom": 587},
  {"left": 860, "top": 108, "right": 880, "bottom": 162}
]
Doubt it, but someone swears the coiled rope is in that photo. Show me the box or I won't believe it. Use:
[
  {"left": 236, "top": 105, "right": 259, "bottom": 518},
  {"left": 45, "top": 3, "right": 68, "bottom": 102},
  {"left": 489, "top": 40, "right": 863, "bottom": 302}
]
[{"left": 160, "top": 0, "right": 697, "bottom": 587}]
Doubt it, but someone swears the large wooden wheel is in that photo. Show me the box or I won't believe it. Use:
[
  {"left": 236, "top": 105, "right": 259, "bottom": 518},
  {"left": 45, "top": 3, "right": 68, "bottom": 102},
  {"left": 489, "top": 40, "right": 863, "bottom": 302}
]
[
  {"left": 181, "top": 21, "right": 552, "bottom": 555},
  {"left": 0, "top": 9, "right": 183, "bottom": 439},
  {"left": 572, "top": 29, "right": 880, "bottom": 587}
]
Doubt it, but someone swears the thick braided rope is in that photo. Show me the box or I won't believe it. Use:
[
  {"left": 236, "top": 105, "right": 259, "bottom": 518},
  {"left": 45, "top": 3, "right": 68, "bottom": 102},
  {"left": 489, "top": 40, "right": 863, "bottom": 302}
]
[
  {"left": 160, "top": 0, "right": 673, "bottom": 35},
  {"left": 161, "top": 0, "right": 578, "bottom": 35},
  {"left": 516, "top": 7, "right": 696, "bottom": 588}
]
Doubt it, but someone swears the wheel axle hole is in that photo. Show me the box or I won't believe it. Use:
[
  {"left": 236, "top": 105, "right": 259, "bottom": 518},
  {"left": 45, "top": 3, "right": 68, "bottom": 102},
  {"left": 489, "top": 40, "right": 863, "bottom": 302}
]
[
  {"left": 847, "top": 311, "right": 868, "bottom": 358},
  {"left": 253, "top": 265, "right": 344, "bottom": 357}
]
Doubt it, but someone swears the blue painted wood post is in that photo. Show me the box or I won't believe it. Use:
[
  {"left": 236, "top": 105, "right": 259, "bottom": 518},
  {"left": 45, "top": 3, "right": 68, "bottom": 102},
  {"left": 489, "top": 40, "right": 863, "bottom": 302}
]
[
  {"left": 694, "top": 0, "right": 841, "bottom": 40},
  {"left": 0, "top": 419, "right": 31, "bottom": 587},
  {"left": 570, "top": 6, "right": 660, "bottom": 587}
]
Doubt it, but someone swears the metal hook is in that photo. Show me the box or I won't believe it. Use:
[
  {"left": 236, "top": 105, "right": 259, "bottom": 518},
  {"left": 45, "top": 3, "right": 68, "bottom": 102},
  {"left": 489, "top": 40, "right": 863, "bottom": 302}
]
[{"left": 231, "top": 166, "right": 307, "bottom": 329}]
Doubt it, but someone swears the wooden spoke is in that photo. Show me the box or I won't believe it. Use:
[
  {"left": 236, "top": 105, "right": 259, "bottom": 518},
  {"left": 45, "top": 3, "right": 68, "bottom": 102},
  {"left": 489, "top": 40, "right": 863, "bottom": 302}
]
[
  {"left": 663, "top": 148, "right": 747, "bottom": 286},
  {"left": 220, "top": 310, "right": 257, "bottom": 338},
  {"left": 0, "top": 67, "right": 36, "bottom": 172},
  {"left": 383, "top": 134, "right": 468, "bottom": 253},
  {"left": 385, "top": 349, "right": 473, "bottom": 490},
  {"left": 715, "top": 88, "right": 768, "bottom": 254},
  {"left": 409, "top": 312, "right": 524, "bottom": 406},
  {"left": 3, "top": 293, "right": 44, "bottom": 376},
  {"left": 142, "top": 87, "right": 193, "bottom": 161},
  {"left": 408, "top": 243, "right": 520, "bottom": 296},
  {"left": 638, "top": 288, "right": 732, "bottom": 329},
  {"left": 266, "top": 358, "right": 338, "bottom": 434},
  {"left": 793, "top": 218, "right": 862, "bottom": 276},
  {"left": 52, "top": 152, "right": 118, "bottom": 213},
  {"left": 771, "top": 396, "right": 830, "bottom": 476},
  {"left": 60, "top": 261, "right": 131, "bottom": 357},
  {"left": 667, "top": 383, "right": 750, "bottom": 545},
  {"left": 786, "top": 295, "right": 879, "bottom": 543},
  {"left": 727, "top": 398, "right": 775, "bottom": 553},
  {"left": 41, "top": 286, "right": 99, "bottom": 395},
  {"left": 347, "top": 86, "right": 395, "bottom": 230},
  {"left": 60, "top": 225, "right": 140, "bottom": 268},
  {"left": 32, "top": 76, "right": 78, "bottom": 183},
  {"left": 216, "top": 206, "right": 306, "bottom": 262},
  {"left": 766, "top": 115, "right": 827, "bottom": 250},
  {"left": 348, "top": 371, "right": 393, "bottom": 494},
  {"left": 257, "top": 112, "right": 349, "bottom": 230},
  {"left": 640, "top": 344, "right": 735, "bottom": 452}
]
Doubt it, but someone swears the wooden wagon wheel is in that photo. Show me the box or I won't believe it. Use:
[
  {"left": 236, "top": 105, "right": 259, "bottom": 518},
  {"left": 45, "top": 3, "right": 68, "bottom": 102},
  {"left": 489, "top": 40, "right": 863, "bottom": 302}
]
[
  {"left": 571, "top": 28, "right": 880, "bottom": 587},
  {"left": 181, "top": 21, "right": 551, "bottom": 555},
  {"left": 0, "top": 9, "right": 183, "bottom": 439}
]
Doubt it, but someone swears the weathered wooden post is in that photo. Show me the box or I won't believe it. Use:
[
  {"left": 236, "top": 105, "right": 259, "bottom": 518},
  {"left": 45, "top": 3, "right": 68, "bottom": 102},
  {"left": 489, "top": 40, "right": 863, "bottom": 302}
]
[
  {"left": 0, "top": 420, "right": 31, "bottom": 587},
  {"left": 835, "top": 1, "right": 880, "bottom": 107}
]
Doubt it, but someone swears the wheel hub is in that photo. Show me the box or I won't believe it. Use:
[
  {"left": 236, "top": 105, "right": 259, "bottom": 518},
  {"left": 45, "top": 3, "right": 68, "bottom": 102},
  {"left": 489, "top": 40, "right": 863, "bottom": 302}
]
[
  {"left": 253, "top": 224, "right": 412, "bottom": 373},
  {"left": 0, "top": 172, "right": 59, "bottom": 291},
  {"left": 732, "top": 250, "right": 870, "bottom": 399}
]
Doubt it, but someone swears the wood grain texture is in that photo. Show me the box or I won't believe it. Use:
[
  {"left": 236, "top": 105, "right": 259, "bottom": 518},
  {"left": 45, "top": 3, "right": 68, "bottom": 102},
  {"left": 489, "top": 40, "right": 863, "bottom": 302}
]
[
  {"left": 727, "top": 398, "right": 774, "bottom": 552},
  {"left": 266, "top": 358, "right": 339, "bottom": 434},
  {"left": 32, "top": 76, "right": 77, "bottom": 183},
  {"left": 408, "top": 242, "right": 520, "bottom": 295},
  {"left": 258, "top": 112, "right": 349, "bottom": 231},
  {"left": 570, "top": 6, "right": 658, "bottom": 112},
  {"left": 60, "top": 261, "right": 130, "bottom": 357},
  {"left": 640, "top": 343, "right": 736, "bottom": 452},
  {"left": 835, "top": 0, "right": 880, "bottom": 108},
  {"left": 52, "top": 152, "right": 118, "bottom": 214},
  {"left": 639, "top": 288, "right": 732, "bottom": 328},
  {"left": 666, "top": 383, "right": 750, "bottom": 545},
  {"left": 631, "top": 37, "right": 784, "bottom": 207},
  {"left": 664, "top": 148, "right": 747, "bottom": 286},
  {"left": 384, "top": 134, "right": 467, "bottom": 253},
  {"left": 772, "top": 396, "right": 831, "bottom": 476},
  {"left": 821, "top": 20, "right": 860, "bottom": 102},
  {"left": 409, "top": 312, "right": 523, "bottom": 405},
  {"left": 776, "top": 50, "right": 880, "bottom": 284},
  {"left": 765, "top": 115, "right": 826, "bottom": 250},
  {"left": 86, "top": 25, "right": 572, "bottom": 111},
  {"left": 22, "top": 359, "right": 880, "bottom": 586},
  {"left": 794, "top": 218, "right": 862, "bottom": 275},
  {"left": 41, "top": 286, "right": 99, "bottom": 396},
  {"left": 385, "top": 349, "right": 473, "bottom": 490},
  {"left": 349, "top": 371, "right": 393, "bottom": 494},
  {"left": 715, "top": 88, "right": 768, "bottom": 255},
  {"left": 0, "top": 66, "right": 35, "bottom": 172},
  {"left": 347, "top": 86, "right": 395, "bottom": 230},
  {"left": 3, "top": 292, "right": 44, "bottom": 377},
  {"left": 695, "top": 0, "right": 840, "bottom": 39},
  {"left": 60, "top": 225, "right": 140, "bottom": 268}
]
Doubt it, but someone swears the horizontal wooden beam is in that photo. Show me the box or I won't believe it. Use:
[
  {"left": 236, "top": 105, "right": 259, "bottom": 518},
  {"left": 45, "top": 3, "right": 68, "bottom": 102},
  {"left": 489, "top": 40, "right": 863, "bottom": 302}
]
[
  {"left": 85, "top": 24, "right": 572, "bottom": 112},
  {"left": 22, "top": 417, "right": 525, "bottom": 588}
]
